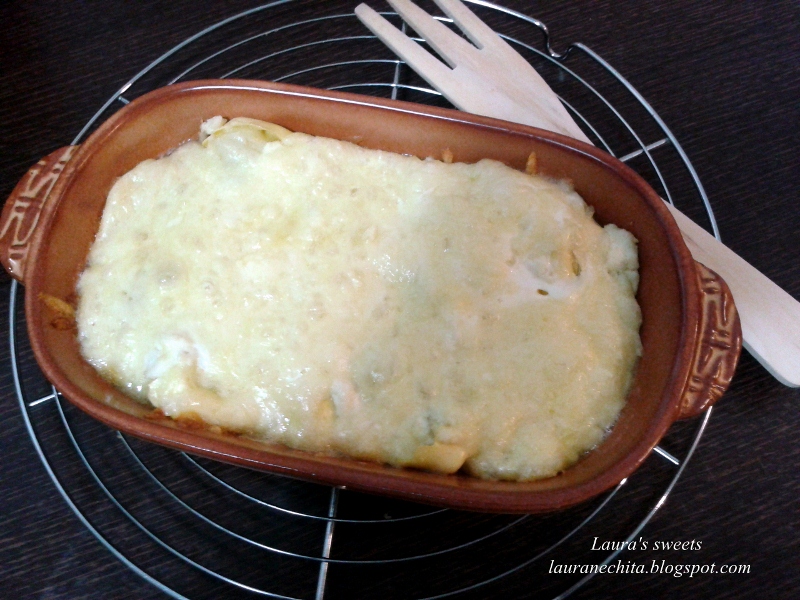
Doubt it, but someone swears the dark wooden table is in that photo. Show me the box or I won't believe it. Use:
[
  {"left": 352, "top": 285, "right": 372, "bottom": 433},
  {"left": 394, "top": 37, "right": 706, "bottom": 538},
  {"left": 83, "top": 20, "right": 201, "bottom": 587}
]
[{"left": 1, "top": 1, "right": 798, "bottom": 598}]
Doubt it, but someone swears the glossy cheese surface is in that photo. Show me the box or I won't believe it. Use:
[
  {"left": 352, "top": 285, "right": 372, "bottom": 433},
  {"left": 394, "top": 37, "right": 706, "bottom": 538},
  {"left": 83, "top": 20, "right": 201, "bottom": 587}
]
[{"left": 76, "top": 119, "right": 642, "bottom": 480}]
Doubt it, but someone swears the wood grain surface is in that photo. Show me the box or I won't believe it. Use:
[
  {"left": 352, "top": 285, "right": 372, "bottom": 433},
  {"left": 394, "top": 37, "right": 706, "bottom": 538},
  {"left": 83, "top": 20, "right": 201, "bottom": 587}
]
[{"left": 1, "top": 1, "right": 798, "bottom": 599}]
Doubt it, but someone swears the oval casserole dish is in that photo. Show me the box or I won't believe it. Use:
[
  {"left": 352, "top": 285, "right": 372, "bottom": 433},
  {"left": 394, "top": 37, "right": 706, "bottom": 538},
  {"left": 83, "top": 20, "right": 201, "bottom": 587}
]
[{"left": 0, "top": 81, "right": 742, "bottom": 513}]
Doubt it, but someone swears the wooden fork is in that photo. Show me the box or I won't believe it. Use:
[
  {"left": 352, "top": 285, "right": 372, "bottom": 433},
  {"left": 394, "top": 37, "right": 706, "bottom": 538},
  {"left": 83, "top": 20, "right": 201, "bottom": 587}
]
[{"left": 356, "top": 0, "right": 800, "bottom": 387}]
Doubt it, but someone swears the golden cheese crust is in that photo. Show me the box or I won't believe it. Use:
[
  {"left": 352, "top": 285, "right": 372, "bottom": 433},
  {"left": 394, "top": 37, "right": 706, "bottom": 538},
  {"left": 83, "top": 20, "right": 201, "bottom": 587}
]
[{"left": 76, "top": 118, "right": 641, "bottom": 480}]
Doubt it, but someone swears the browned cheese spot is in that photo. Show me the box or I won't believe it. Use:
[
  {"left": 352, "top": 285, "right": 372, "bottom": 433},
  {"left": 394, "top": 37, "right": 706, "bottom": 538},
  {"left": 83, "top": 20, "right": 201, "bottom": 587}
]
[{"left": 525, "top": 151, "right": 538, "bottom": 175}]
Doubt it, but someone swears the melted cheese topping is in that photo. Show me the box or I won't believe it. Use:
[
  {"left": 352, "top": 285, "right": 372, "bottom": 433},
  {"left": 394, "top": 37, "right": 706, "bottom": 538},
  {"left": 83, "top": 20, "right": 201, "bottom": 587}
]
[{"left": 76, "top": 118, "right": 642, "bottom": 480}]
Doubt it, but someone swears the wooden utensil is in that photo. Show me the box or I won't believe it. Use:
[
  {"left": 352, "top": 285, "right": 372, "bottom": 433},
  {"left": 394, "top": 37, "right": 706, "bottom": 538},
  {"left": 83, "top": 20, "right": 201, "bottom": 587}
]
[{"left": 356, "top": 0, "right": 800, "bottom": 387}]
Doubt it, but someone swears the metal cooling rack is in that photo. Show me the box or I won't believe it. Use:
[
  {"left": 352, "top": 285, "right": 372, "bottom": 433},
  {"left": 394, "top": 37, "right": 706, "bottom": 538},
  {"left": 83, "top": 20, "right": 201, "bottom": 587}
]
[{"left": 10, "top": 1, "right": 721, "bottom": 598}]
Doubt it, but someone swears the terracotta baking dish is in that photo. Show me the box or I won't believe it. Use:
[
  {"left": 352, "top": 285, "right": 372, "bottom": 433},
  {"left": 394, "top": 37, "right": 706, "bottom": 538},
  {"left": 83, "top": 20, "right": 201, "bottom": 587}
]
[{"left": 0, "top": 80, "right": 742, "bottom": 513}]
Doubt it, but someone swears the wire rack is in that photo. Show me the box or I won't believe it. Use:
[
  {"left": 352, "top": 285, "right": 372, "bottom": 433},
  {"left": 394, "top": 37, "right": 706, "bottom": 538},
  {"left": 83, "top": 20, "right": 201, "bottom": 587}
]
[{"left": 10, "top": 1, "right": 721, "bottom": 598}]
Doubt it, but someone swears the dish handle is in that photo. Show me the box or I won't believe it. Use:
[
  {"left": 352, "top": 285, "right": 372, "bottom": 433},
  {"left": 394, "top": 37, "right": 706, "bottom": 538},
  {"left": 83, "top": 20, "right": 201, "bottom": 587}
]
[
  {"left": 0, "top": 146, "right": 77, "bottom": 283},
  {"left": 677, "top": 262, "right": 743, "bottom": 419}
]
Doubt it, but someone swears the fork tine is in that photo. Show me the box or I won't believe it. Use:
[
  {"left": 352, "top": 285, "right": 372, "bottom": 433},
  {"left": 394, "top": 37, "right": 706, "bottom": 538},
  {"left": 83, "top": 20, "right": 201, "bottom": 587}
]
[
  {"left": 357, "top": 1, "right": 592, "bottom": 142},
  {"left": 383, "top": 0, "right": 478, "bottom": 69},
  {"left": 433, "top": 0, "right": 551, "bottom": 76},
  {"left": 431, "top": 0, "right": 499, "bottom": 50},
  {"left": 355, "top": 4, "right": 455, "bottom": 86},
  {"left": 436, "top": 0, "right": 592, "bottom": 143}
]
